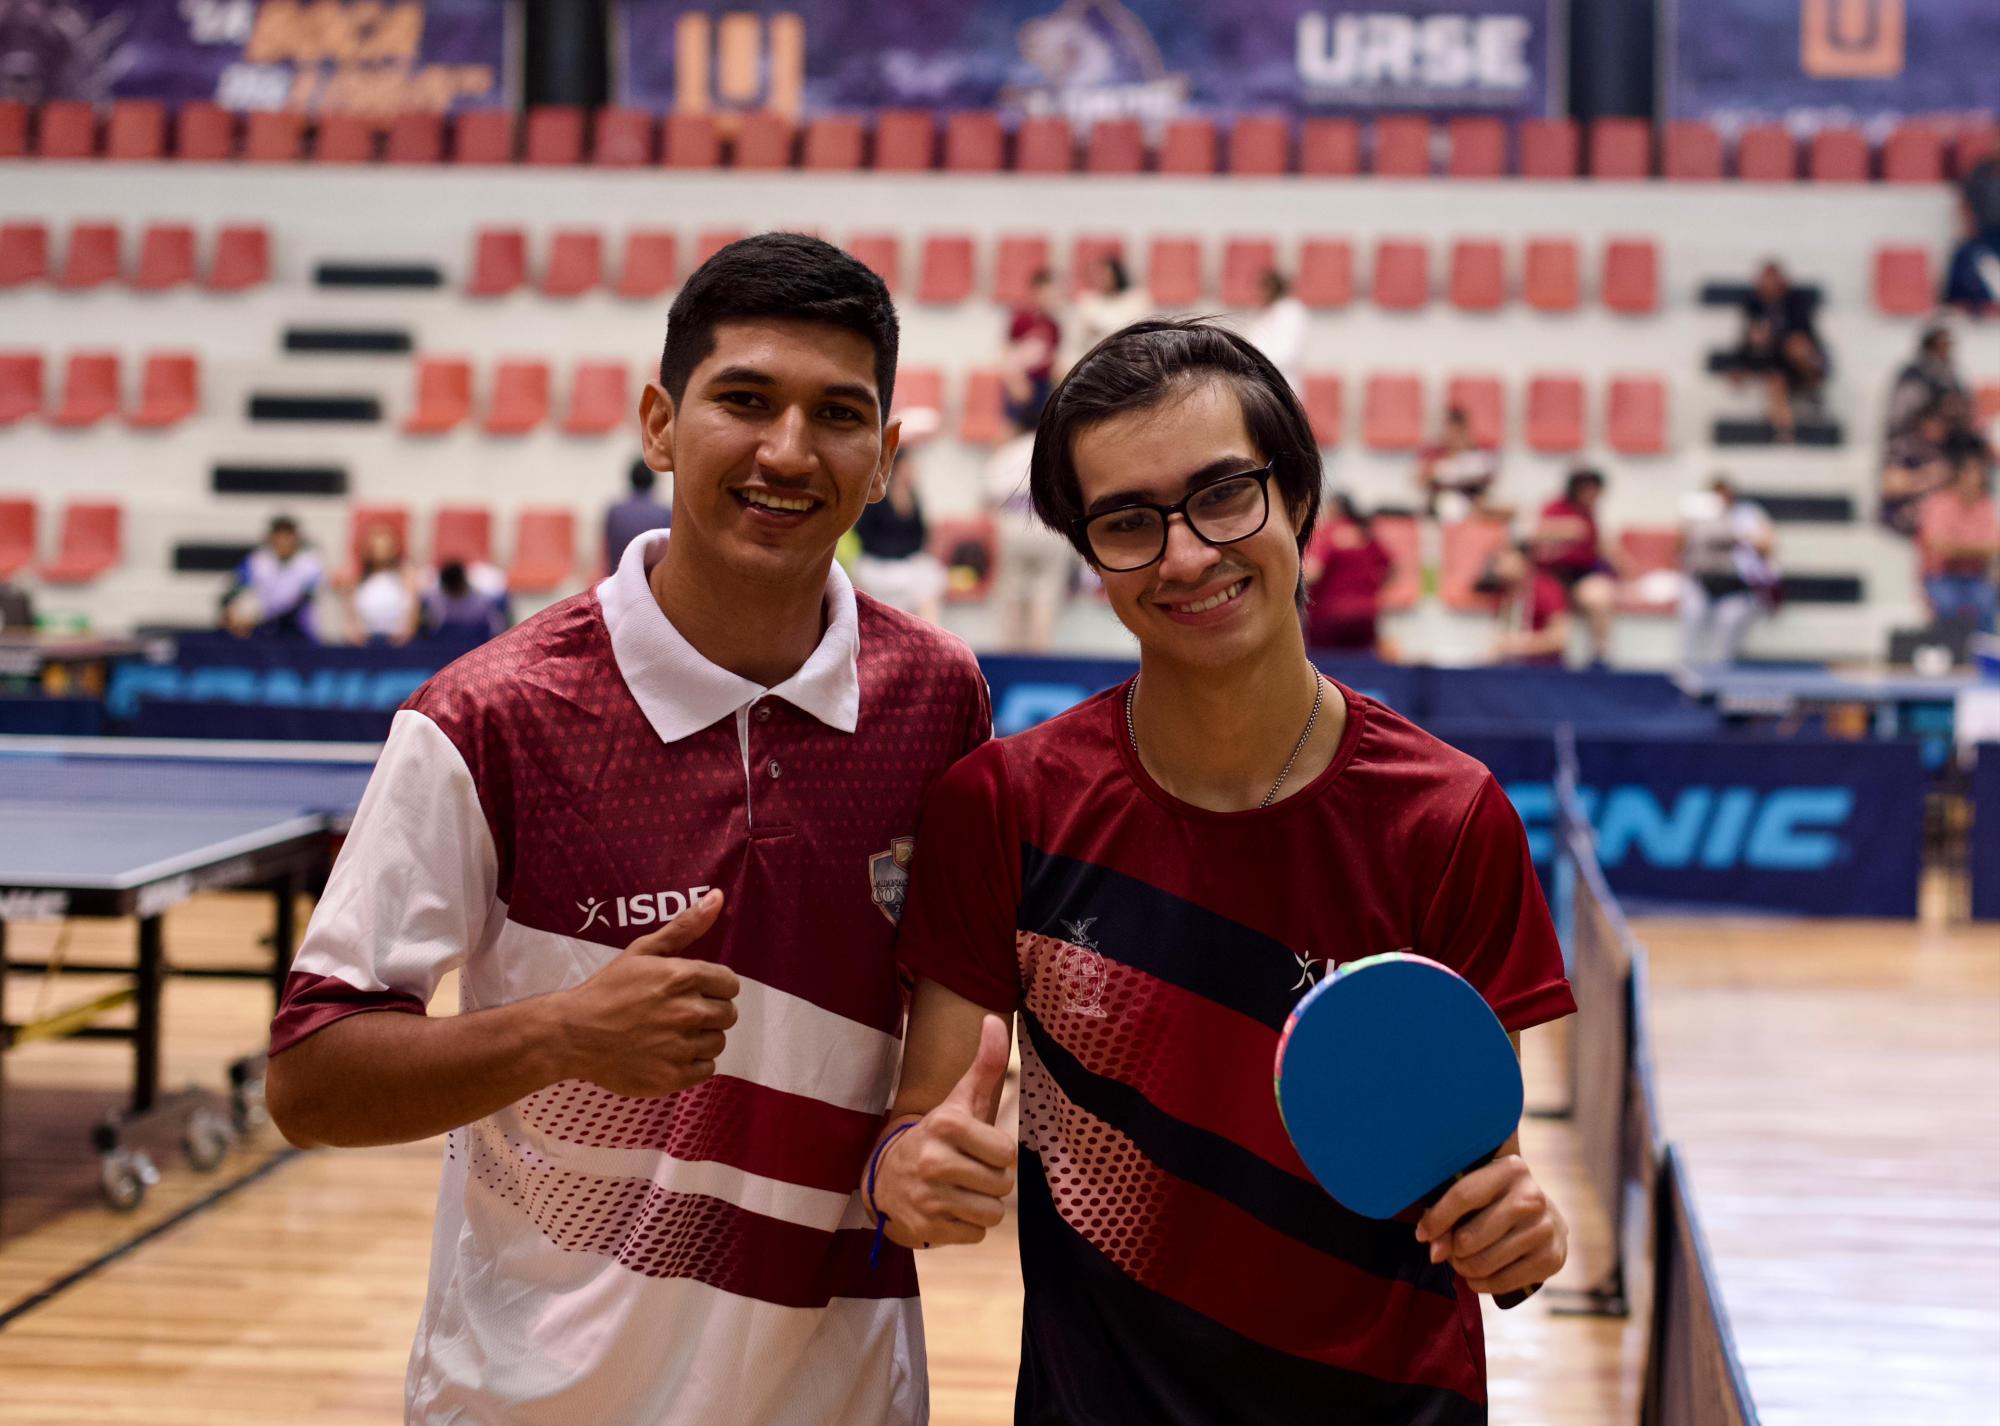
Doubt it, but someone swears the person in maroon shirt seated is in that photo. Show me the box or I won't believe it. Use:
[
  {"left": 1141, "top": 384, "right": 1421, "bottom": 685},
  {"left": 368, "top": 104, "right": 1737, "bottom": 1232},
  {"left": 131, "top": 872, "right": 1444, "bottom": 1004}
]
[
  {"left": 1302, "top": 492, "right": 1396, "bottom": 657},
  {"left": 1479, "top": 543, "right": 1573, "bottom": 667},
  {"left": 1530, "top": 467, "right": 1621, "bottom": 665},
  {"left": 1002, "top": 268, "right": 1061, "bottom": 427},
  {"left": 869, "top": 319, "right": 1573, "bottom": 1426}
]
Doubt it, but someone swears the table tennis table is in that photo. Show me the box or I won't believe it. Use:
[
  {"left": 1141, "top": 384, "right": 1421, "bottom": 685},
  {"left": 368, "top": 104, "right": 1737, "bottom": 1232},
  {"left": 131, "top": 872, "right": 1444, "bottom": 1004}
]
[{"left": 0, "top": 736, "right": 378, "bottom": 1211}]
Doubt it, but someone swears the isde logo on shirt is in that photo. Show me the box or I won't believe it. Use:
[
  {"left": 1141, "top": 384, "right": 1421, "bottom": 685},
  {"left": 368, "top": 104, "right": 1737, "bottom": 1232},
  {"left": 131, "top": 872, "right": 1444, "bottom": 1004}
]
[{"left": 577, "top": 887, "right": 715, "bottom": 934}]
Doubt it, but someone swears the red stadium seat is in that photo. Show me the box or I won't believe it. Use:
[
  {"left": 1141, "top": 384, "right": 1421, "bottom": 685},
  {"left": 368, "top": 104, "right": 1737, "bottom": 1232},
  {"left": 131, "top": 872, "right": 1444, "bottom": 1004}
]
[
  {"left": 1146, "top": 236, "right": 1203, "bottom": 306},
  {"left": 541, "top": 230, "right": 604, "bottom": 298},
  {"left": 107, "top": 100, "right": 166, "bottom": 161},
  {"left": 0, "top": 100, "right": 26, "bottom": 158},
  {"left": 314, "top": 113, "right": 376, "bottom": 163},
  {"left": 49, "top": 352, "right": 120, "bottom": 428},
  {"left": 1874, "top": 246, "right": 1934, "bottom": 316},
  {"left": 959, "top": 369, "right": 1010, "bottom": 445},
  {"left": 917, "top": 234, "right": 975, "bottom": 304},
  {"left": 694, "top": 229, "right": 745, "bottom": 267},
  {"left": 454, "top": 109, "right": 515, "bottom": 164},
  {"left": 1588, "top": 118, "right": 1650, "bottom": 178},
  {"left": 845, "top": 233, "right": 900, "bottom": 293},
  {"left": 1371, "top": 239, "right": 1429, "bottom": 310},
  {"left": 616, "top": 230, "right": 677, "bottom": 298},
  {"left": 1158, "top": 118, "right": 1218, "bottom": 175},
  {"left": 0, "top": 499, "right": 34, "bottom": 579},
  {"left": 994, "top": 234, "right": 1052, "bottom": 305},
  {"left": 127, "top": 352, "right": 198, "bottom": 428},
  {"left": 590, "top": 107, "right": 653, "bottom": 167},
  {"left": 1069, "top": 234, "right": 1124, "bottom": 297},
  {"left": 874, "top": 109, "right": 934, "bottom": 171},
  {"left": 1373, "top": 513, "right": 1421, "bottom": 610},
  {"left": 1296, "top": 238, "right": 1353, "bottom": 309},
  {"left": 1302, "top": 373, "right": 1343, "bottom": 448},
  {"left": 1228, "top": 115, "right": 1289, "bottom": 176},
  {"left": 40, "top": 501, "right": 120, "bottom": 584},
  {"left": 433, "top": 506, "right": 492, "bottom": 565},
  {"left": 387, "top": 110, "right": 445, "bottom": 163},
  {"left": 1446, "top": 117, "right": 1506, "bottom": 178},
  {"left": 663, "top": 114, "right": 721, "bottom": 168},
  {"left": 1444, "top": 375, "right": 1504, "bottom": 446},
  {"left": 562, "top": 360, "right": 629, "bottom": 436},
  {"left": 1617, "top": 528, "right": 1681, "bottom": 613},
  {"left": 485, "top": 360, "right": 551, "bottom": 435},
  {"left": 1808, "top": 128, "right": 1869, "bottom": 183},
  {"left": 175, "top": 102, "right": 235, "bottom": 160},
  {"left": 1602, "top": 238, "right": 1659, "bottom": 314},
  {"left": 803, "top": 115, "right": 864, "bottom": 170},
  {"left": 524, "top": 107, "right": 584, "bottom": 166},
  {"left": 468, "top": 228, "right": 527, "bottom": 297},
  {"left": 1606, "top": 375, "right": 1668, "bottom": 455},
  {"left": 206, "top": 224, "right": 269, "bottom": 291},
  {"left": 1448, "top": 239, "right": 1505, "bottom": 311},
  {"left": 345, "top": 506, "right": 411, "bottom": 577},
  {"left": 244, "top": 110, "right": 304, "bottom": 163},
  {"left": 509, "top": 508, "right": 576, "bottom": 592},
  {"left": 1299, "top": 119, "right": 1361, "bottom": 176},
  {"left": 1014, "top": 116, "right": 1074, "bottom": 173},
  {"left": 733, "top": 111, "right": 794, "bottom": 169},
  {"left": 1440, "top": 518, "right": 1511, "bottom": 611},
  {"left": 1526, "top": 374, "right": 1585, "bottom": 452},
  {"left": 0, "top": 352, "right": 43, "bottom": 425},
  {"left": 404, "top": 357, "right": 474, "bottom": 435},
  {"left": 1663, "top": 121, "right": 1723, "bottom": 180},
  {"left": 1519, "top": 118, "right": 1578, "bottom": 178},
  {"left": 1221, "top": 236, "right": 1278, "bottom": 308},
  {"left": 37, "top": 100, "right": 96, "bottom": 159},
  {"left": 133, "top": 223, "right": 196, "bottom": 291},
  {"left": 1373, "top": 116, "right": 1431, "bottom": 177},
  {"left": 944, "top": 111, "right": 1004, "bottom": 172},
  {"left": 1735, "top": 124, "right": 1796, "bottom": 181},
  {"left": 1087, "top": 118, "right": 1146, "bottom": 174},
  {"left": 891, "top": 367, "right": 944, "bottom": 421},
  {"left": 1953, "top": 124, "right": 1998, "bottom": 178},
  {"left": 1524, "top": 238, "right": 1579, "bottom": 312},
  {"left": 58, "top": 222, "right": 120, "bottom": 289},
  {"left": 1363, "top": 374, "right": 1424, "bottom": 451},
  {"left": 1976, "top": 383, "right": 2000, "bottom": 428},
  {"left": 0, "top": 222, "right": 49, "bottom": 288},
  {"left": 1880, "top": 125, "right": 1944, "bottom": 183}
]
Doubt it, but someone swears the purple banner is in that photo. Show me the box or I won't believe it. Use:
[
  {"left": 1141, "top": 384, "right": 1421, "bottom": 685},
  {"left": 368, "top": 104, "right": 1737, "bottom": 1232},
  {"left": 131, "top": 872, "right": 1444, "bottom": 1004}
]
[
  {"left": 613, "top": 0, "right": 1562, "bottom": 124},
  {"left": 0, "top": 0, "right": 514, "bottom": 114},
  {"left": 1667, "top": 0, "right": 2000, "bottom": 129}
]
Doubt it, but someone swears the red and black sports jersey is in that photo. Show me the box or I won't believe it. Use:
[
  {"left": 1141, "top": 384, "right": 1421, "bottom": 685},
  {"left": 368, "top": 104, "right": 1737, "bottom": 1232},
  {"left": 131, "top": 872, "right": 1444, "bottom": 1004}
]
[{"left": 897, "top": 680, "right": 1574, "bottom": 1426}]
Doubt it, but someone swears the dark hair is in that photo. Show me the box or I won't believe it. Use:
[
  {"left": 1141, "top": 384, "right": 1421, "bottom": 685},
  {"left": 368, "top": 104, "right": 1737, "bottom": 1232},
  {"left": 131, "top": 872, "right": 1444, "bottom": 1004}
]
[
  {"left": 1101, "top": 253, "right": 1131, "bottom": 294},
  {"left": 1261, "top": 268, "right": 1290, "bottom": 300},
  {"left": 439, "top": 561, "right": 470, "bottom": 596},
  {"left": 1920, "top": 325, "right": 1951, "bottom": 355},
  {"left": 268, "top": 515, "right": 299, "bottom": 538},
  {"left": 1332, "top": 490, "right": 1371, "bottom": 534},
  {"left": 1028, "top": 317, "right": 1323, "bottom": 568},
  {"left": 659, "top": 231, "right": 899, "bottom": 416},
  {"left": 1030, "top": 267, "right": 1053, "bottom": 287},
  {"left": 1564, "top": 467, "right": 1606, "bottom": 502},
  {"left": 1444, "top": 406, "right": 1469, "bottom": 427},
  {"left": 627, "top": 458, "right": 657, "bottom": 494}
]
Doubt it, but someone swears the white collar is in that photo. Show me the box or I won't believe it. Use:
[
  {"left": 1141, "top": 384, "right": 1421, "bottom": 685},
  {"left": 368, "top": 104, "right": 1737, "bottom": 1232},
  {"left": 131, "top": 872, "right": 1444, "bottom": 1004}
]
[{"left": 596, "top": 530, "right": 861, "bottom": 744}]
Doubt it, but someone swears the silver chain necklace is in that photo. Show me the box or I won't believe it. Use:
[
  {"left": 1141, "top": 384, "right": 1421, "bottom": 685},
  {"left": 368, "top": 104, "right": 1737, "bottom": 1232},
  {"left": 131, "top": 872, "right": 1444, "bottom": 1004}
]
[{"left": 1125, "top": 672, "right": 1326, "bottom": 810}]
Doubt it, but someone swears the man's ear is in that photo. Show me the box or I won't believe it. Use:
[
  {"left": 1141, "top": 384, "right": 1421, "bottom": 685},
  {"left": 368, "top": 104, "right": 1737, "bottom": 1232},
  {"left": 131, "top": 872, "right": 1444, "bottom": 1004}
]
[
  {"left": 869, "top": 417, "right": 904, "bottom": 504},
  {"left": 639, "top": 382, "right": 676, "bottom": 474}
]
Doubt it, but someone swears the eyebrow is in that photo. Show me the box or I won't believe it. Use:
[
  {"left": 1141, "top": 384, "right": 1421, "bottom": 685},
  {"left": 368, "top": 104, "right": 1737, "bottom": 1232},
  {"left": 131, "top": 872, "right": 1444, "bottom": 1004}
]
[
  {"left": 706, "top": 366, "right": 880, "bottom": 417},
  {"left": 1084, "top": 455, "right": 1264, "bottom": 516}
]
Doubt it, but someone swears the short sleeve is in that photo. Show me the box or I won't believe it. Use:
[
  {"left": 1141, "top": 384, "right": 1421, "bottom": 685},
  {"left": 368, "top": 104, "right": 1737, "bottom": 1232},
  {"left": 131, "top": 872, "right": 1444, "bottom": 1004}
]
[
  {"left": 894, "top": 739, "right": 1022, "bottom": 1014},
  {"left": 960, "top": 669, "right": 994, "bottom": 758},
  {"left": 268, "top": 707, "right": 500, "bottom": 1054},
  {"left": 1416, "top": 776, "right": 1575, "bottom": 1033}
]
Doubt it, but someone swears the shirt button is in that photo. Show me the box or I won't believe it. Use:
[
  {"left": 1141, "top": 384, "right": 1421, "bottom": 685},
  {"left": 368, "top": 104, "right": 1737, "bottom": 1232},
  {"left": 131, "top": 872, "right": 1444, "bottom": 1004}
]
[
  {"left": 767, "top": 759, "right": 782, "bottom": 779},
  {"left": 754, "top": 703, "right": 772, "bottom": 723}
]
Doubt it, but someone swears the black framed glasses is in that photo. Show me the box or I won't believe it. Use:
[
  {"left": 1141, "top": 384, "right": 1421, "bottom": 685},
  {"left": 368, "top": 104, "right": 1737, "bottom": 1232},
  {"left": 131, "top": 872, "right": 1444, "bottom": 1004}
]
[{"left": 1072, "top": 463, "right": 1275, "bottom": 572}]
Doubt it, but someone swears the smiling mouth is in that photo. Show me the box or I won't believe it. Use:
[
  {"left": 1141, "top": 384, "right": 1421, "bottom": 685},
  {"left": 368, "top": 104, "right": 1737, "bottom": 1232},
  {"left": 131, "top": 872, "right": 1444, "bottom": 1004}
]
[
  {"left": 735, "top": 488, "right": 820, "bottom": 514},
  {"left": 1160, "top": 577, "right": 1250, "bottom": 615}
]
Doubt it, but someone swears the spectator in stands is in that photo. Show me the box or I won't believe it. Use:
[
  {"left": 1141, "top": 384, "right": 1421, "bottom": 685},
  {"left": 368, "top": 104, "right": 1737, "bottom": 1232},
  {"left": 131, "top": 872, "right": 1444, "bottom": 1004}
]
[
  {"left": 851, "top": 409, "right": 947, "bottom": 625},
  {"left": 1678, "top": 476, "right": 1779, "bottom": 667},
  {"left": 1884, "top": 326, "right": 1968, "bottom": 439},
  {"left": 1242, "top": 269, "right": 1307, "bottom": 394},
  {"left": 423, "top": 561, "right": 511, "bottom": 642},
  {"left": 604, "top": 458, "right": 671, "bottom": 575},
  {"left": 1916, "top": 448, "right": 1999, "bottom": 633},
  {"left": 221, "top": 515, "right": 323, "bottom": 641},
  {"left": 348, "top": 521, "right": 421, "bottom": 646},
  {"left": 1416, "top": 407, "right": 1501, "bottom": 519},
  {"left": 1727, "top": 260, "right": 1828, "bottom": 443},
  {"left": 1477, "top": 543, "right": 1571, "bottom": 667},
  {"left": 1880, "top": 400, "right": 1963, "bottom": 537},
  {"left": 1002, "top": 269, "right": 1061, "bottom": 428},
  {"left": 1531, "top": 468, "right": 1623, "bottom": 667},
  {"left": 1070, "top": 253, "right": 1149, "bottom": 359},
  {"left": 986, "top": 418, "right": 1075, "bottom": 650},
  {"left": 1944, "top": 165, "right": 2000, "bottom": 315},
  {"left": 1301, "top": 493, "right": 1393, "bottom": 657}
]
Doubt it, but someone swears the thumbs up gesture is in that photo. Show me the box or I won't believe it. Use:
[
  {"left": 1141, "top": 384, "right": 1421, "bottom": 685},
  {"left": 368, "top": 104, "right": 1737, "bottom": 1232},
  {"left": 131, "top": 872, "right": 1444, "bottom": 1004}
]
[
  {"left": 869, "top": 1014, "right": 1017, "bottom": 1249},
  {"left": 553, "top": 889, "right": 741, "bottom": 1098}
]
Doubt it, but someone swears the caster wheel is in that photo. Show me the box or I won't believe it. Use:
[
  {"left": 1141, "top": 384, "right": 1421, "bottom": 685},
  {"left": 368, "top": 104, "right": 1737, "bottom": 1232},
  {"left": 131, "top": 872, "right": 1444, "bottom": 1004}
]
[
  {"left": 232, "top": 1077, "right": 268, "bottom": 1133},
  {"left": 99, "top": 1149, "right": 159, "bottom": 1212},
  {"left": 184, "top": 1106, "right": 234, "bottom": 1172}
]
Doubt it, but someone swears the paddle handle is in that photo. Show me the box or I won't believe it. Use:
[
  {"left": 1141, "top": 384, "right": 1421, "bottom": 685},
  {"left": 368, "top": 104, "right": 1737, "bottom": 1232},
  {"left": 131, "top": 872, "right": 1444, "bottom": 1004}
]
[{"left": 1434, "top": 1150, "right": 1542, "bottom": 1311}]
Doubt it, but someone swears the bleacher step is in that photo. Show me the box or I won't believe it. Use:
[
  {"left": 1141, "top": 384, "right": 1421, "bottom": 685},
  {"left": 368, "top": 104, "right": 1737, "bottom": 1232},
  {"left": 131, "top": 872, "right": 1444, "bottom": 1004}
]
[
  {"left": 282, "top": 327, "right": 414, "bottom": 354},
  {"left": 246, "top": 394, "right": 383, "bottom": 423},
  {"left": 212, "top": 464, "right": 349, "bottom": 497},
  {"left": 313, "top": 262, "right": 444, "bottom": 289}
]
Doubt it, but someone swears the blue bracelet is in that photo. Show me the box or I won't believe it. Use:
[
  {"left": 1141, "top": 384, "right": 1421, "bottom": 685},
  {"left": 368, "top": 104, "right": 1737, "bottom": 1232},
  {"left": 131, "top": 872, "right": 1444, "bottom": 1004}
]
[{"left": 866, "top": 1119, "right": 921, "bottom": 1271}]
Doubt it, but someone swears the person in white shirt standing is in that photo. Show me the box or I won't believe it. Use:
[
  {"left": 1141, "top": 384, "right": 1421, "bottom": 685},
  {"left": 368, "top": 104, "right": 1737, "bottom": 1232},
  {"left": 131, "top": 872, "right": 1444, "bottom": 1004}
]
[{"left": 1241, "top": 268, "right": 1308, "bottom": 395}]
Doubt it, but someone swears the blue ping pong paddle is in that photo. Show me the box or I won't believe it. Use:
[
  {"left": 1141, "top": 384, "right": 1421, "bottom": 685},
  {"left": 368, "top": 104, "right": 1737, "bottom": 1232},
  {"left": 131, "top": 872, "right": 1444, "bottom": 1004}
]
[{"left": 1274, "top": 951, "right": 1539, "bottom": 1310}]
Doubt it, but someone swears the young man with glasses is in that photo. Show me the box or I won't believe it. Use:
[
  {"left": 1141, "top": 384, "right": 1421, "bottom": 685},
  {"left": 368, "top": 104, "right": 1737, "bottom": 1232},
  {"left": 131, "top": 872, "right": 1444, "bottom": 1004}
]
[{"left": 869, "top": 320, "right": 1574, "bottom": 1423}]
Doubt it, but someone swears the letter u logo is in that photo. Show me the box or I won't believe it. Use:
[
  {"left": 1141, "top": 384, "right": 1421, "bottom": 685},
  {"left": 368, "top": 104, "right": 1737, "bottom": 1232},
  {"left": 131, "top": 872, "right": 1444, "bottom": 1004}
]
[
  {"left": 1800, "top": 0, "right": 1904, "bottom": 77},
  {"left": 673, "top": 10, "right": 807, "bottom": 120}
]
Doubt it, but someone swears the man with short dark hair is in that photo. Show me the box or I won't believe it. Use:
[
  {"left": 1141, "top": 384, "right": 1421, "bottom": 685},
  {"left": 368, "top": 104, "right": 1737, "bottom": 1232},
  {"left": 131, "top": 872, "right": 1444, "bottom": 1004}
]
[
  {"left": 604, "top": 457, "right": 672, "bottom": 574},
  {"left": 266, "top": 233, "right": 989, "bottom": 1424},
  {"left": 871, "top": 319, "right": 1573, "bottom": 1424},
  {"left": 221, "top": 514, "right": 322, "bottom": 640}
]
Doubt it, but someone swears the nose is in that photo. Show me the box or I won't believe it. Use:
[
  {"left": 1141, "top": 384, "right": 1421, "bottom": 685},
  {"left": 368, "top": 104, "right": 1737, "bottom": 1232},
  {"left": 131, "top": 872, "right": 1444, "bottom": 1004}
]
[
  {"left": 757, "top": 404, "right": 819, "bottom": 480},
  {"left": 1155, "top": 513, "right": 1222, "bottom": 586}
]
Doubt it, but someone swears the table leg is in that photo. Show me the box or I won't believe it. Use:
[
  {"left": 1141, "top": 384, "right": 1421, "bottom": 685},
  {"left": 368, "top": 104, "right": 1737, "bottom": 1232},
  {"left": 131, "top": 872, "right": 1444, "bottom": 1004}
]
[{"left": 133, "top": 914, "right": 163, "bottom": 1115}]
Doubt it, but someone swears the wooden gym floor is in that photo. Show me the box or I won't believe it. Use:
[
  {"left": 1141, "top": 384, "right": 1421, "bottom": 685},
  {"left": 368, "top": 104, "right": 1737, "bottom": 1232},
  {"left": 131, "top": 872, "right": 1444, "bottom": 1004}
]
[{"left": 0, "top": 892, "right": 1991, "bottom": 1425}]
